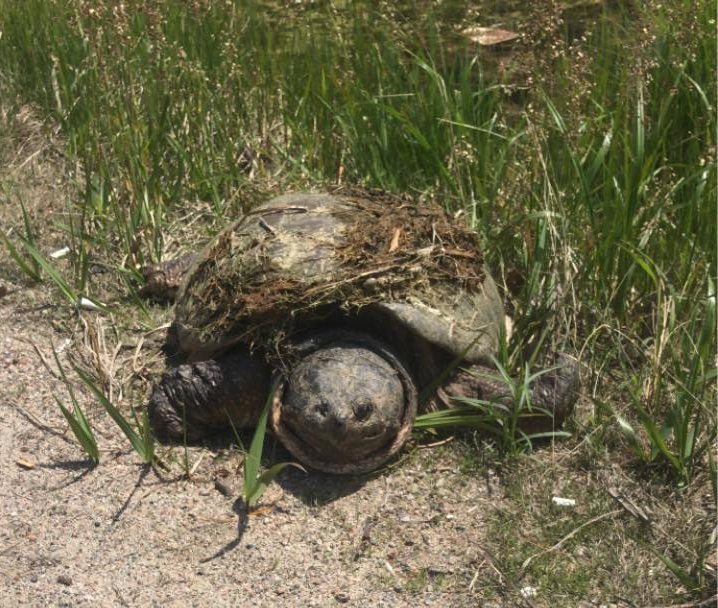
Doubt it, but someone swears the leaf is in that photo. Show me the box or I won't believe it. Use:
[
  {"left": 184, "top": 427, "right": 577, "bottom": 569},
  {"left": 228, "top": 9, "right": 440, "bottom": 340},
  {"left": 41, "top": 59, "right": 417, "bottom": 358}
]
[
  {"left": 0, "top": 229, "right": 41, "bottom": 282},
  {"left": 418, "top": 332, "right": 489, "bottom": 406},
  {"left": 76, "top": 368, "right": 151, "bottom": 463},
  {"left": 50, "top": 343, "right": 78, "bottom": 404},
  {"left": 637, "top": 408, "right": 683, "bottom": 473},
  {"left": 49, "top": 343, "right": 99, "bottom": 463},
  {"left": 452, "top": 396, "right": 513, "bottom": 416},
  {"left": 414, "top": 406, "right": 507, "bottom": 436},
  {"left": 56, "top": 397, "right": 99, "bottom": 463},
  {"left": 614, "top": 413, "right": 646, "bottom": 460},
  {"left": 635, "top": 84, "right": 645, "bottom": 168},
  {"left": 19, "top": 197, "right": 41, "bottom": 276},
  {"left": 22, "top": 240, "right": 78, "bottom": 304},
  {"left": 709, "top": 448, "right": 717, "bottom": 507},
  {"left": 544, "top": 95, "right": 568, "bottom": 134},
  {"left": 140, "top": 406, "right": 154, "bottom": 464},
  {"left": 246, "top": 462, "right": 306, "bottom": 508},
  {"left": 381, "top": 103, "right": 432, "bottom": 151},
  {"left": 585, "top": 130, "right": 612, "bottom": 185},
  {"left": 651, "top": 549, "right": 700, "bottom": 591},
  {"left": 520, "top": 430, "right": 572, "bottom": 441},
  {"left": 243, "top": 376, "right": 283, "bottom": 502},
  {"left": 242, "top": 376, "right": 306, "bottom": 508}
]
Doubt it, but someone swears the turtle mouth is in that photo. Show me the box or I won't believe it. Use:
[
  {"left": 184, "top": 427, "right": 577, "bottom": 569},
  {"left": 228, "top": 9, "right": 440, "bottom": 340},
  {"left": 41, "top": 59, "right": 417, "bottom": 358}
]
[{"left": 270, "top": 330, "right": 418, "bottom": 474}]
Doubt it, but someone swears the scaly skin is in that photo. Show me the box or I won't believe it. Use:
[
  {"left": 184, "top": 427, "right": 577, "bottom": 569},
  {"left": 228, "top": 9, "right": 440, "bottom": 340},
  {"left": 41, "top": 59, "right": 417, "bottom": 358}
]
[
  {"left": 441, "top": 354, "right": 579, "bottom": 429},
  {"left": 146, "top": 327, "right": 579, "bottom": 473},
  {"left": 148, "top": 348, "right": 270, "bottom": 442}
]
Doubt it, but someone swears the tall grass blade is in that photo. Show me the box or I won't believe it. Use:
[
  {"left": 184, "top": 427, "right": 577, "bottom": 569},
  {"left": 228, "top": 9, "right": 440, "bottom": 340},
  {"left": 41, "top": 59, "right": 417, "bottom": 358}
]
[
  {"left": 75, "top": 367, "right": 153, "bottom": 464},
  {"left": 245, "top": 462, "right": 304, "bottom": 507},
  {"left": 49, "top": 342, "right": 99, "bottom": 463},
  {"left": 19, "top": 197, "right": 42, "bottom": 277},
  {"left": 55, "top": 396, "right": 99, "bottom": 463},
  {"left": 22, "top": 240, "right": 78, "bottom": 304},
  {"left": 0, "top": 229, "right": 42, "bottom": 282},
  {"left": 650, "top": 548, "right": 701, "bottom": 591},
  {"left": 243, "top": 377, "right": 305, "bottom": 508}
]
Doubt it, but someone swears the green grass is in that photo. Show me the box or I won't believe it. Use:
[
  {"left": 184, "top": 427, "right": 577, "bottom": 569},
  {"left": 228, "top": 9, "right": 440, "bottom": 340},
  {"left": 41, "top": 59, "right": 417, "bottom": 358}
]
[
  {"left": 487, "top": 454, "right": 716, "bottom": 604},
  {"left": 415, "top": 355, "right": 571, "bottom": 455},
  {"left": 242, "top": 377, "right": 305, "bottom": 510},
  {"left": 50, "top": 343, "right": 99, "bottom": 464},
  {"left": 0, "top": 0, "right": 714, "bottom": 600},
  {"left": 76, "top": 366, "right": 156, "bottom": 466},
  {"left": 0, "top": 0, "right": 713, "bottom": 478}
]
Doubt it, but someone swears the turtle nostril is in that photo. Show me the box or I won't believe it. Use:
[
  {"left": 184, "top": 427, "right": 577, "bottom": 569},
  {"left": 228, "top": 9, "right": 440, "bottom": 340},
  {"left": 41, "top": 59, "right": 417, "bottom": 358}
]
[
  {"left": 332, "top": 416, "right": 347, "bottom": 431},
  {"left": 354, "top": 402, "right": 374, "bottom": 422}
]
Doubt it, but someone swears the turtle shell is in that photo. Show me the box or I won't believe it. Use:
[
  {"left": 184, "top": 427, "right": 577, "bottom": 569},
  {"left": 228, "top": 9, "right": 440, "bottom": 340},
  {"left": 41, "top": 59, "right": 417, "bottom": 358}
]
[{"left": 173, "top": 189, "right": 505, "bottom": 365}]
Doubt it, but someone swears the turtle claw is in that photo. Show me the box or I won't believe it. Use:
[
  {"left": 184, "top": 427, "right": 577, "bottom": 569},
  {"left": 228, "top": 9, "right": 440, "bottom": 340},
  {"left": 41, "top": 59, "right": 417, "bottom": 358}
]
[{"left": 147, "top": 349, "right": 271, "bottom": 443}]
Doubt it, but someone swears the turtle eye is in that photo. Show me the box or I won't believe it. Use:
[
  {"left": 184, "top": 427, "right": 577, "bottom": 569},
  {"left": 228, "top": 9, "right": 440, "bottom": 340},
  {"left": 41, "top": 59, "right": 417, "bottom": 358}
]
[
  {"left": 354, "top": 402, "right": 374, "bottom": 422},
  {"left": 316, "top": 402, "right": 329, "bottom": 417}
]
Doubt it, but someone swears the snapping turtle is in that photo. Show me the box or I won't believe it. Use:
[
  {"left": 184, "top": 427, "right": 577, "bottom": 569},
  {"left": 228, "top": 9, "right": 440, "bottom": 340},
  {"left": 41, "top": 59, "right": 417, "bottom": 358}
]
[{"left": 146, "top": 190, "right": 578, "bottom": 473}]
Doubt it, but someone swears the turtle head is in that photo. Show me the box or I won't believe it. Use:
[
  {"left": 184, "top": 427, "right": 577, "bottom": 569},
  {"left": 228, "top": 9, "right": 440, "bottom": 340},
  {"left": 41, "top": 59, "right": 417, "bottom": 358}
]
[{"left": 272, "top": 332, "right": 417, "bottom": 473}]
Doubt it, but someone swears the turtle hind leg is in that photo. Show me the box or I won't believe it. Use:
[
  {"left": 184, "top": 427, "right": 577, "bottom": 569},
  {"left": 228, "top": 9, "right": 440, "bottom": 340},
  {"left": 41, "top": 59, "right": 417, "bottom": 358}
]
[
  {"left": 442, "top": 353, "right": 579, "bottom": 430},
  {"left": 148, "top": 348, "right": 271, "bottom": 442},
  {"left": 526, "top": 353, "right": 580, "bottom": 427}
]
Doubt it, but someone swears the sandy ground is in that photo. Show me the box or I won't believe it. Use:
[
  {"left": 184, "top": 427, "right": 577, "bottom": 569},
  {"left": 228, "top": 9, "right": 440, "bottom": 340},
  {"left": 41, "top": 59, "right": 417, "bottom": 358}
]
[
  {"left": 0, "top": 306, "right": 507, "bottom": 608},
  {"left": 0, "top": 114, "right": 513, "bottom": 608},
  {"left": 3, "top": 106, "right": 713, "bottom": 608}
]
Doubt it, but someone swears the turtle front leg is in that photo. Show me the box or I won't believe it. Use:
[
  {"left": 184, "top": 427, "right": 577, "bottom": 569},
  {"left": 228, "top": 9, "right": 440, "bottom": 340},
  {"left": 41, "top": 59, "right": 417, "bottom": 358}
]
[
  {"left": 442, "top": 354, "right": 579, "bottom": 430},
  {"left": 148, "top": 348, "right": 271, "bottom": 442}
]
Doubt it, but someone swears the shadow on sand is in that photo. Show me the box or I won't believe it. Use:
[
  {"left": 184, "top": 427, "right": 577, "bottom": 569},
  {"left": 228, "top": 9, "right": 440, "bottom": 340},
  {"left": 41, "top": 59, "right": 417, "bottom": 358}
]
[{"left": 199, "top": 498, "right": 250, "bottom": 563}]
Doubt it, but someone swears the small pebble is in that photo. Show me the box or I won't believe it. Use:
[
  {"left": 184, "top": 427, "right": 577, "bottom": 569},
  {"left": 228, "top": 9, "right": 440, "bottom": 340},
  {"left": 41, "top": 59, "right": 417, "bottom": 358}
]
[
  {"left": 362, "top": 277, "right": 379, "bottom": 294},
  {"left": 214, "top": 478, "right": 234, "bottom": 497},
  {"left": 335, "top": 593, "right": 350, "bottom": 604}
]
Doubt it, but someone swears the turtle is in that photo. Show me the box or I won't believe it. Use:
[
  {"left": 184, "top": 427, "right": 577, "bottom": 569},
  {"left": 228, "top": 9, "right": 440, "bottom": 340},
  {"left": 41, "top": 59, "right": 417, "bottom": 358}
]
[{"left": 145, "top": 190, "right": 579, "bottom": 474}]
